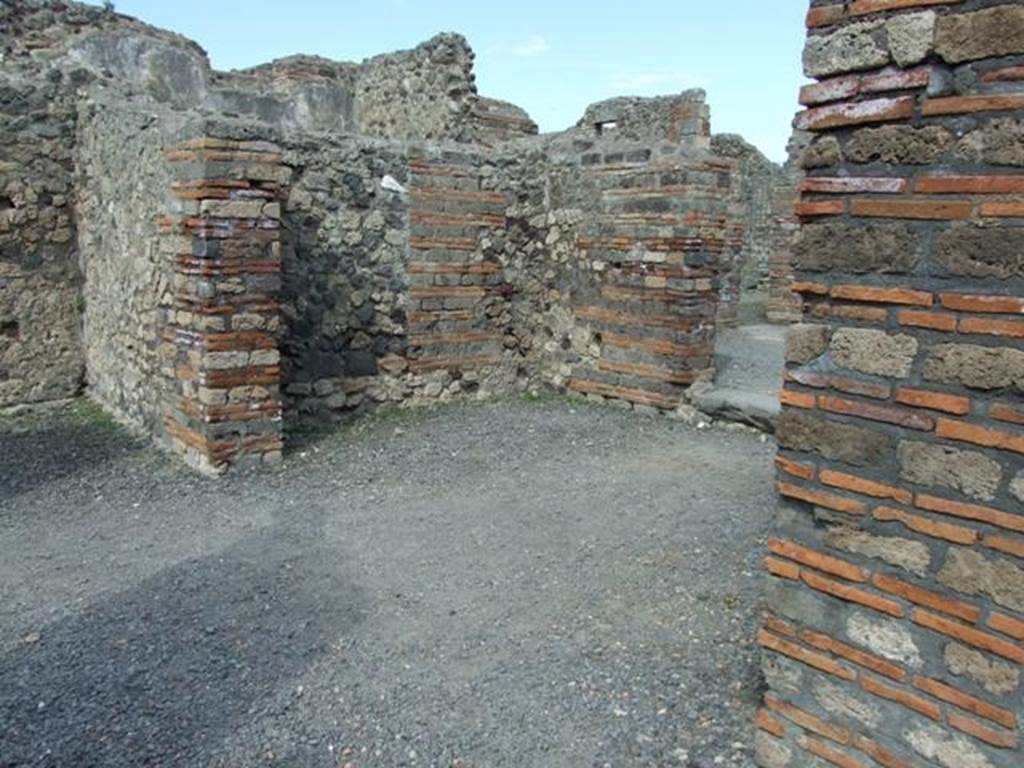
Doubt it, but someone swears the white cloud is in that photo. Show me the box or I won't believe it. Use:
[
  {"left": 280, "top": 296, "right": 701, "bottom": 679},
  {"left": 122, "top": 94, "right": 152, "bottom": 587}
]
[
  {"left": 513, "top": 35, "right": 551, "bottom": 57},
  {"left": 609, "top": 71, "right": 708, "bottom": 93}
]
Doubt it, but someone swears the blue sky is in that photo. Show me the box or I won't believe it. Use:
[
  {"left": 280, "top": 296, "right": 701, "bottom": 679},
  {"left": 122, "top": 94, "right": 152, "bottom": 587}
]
[{"left": 90, "top": 1, "right": 809, "bottom": 162}]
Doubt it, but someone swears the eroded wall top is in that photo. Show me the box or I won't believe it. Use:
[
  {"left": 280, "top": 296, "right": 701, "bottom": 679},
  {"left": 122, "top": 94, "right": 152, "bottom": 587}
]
[{"left": 0, "top": 1, "right": 513, "bottom": 142}]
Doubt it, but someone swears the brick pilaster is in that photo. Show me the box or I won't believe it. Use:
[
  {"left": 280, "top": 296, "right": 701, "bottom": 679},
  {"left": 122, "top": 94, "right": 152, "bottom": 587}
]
[{"left": 158, "top": 137, "right": 290, "bottom": 473}]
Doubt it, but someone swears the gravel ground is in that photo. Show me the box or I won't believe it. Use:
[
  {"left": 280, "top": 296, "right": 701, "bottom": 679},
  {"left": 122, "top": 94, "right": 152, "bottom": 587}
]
[{"left": 1, "top": 397, "right": 775, "bottom": 768}]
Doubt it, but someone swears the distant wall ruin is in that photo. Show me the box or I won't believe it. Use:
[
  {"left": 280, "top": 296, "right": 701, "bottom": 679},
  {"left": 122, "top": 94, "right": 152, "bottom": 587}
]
[
  {"left": 760, "top": 2, "right": 1024, "bottom": 766},
  {"left": 0, "top": 0, "right": 766, "bottom": 472}
]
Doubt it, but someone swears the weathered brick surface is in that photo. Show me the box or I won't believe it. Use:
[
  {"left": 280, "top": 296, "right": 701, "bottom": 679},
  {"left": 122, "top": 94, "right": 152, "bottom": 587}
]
[
  {"left": 558, "top": 131, "right": 739, "bottom": 411},
  {"left": 763, "top": 4, "right": 1024, "bottom": 766},
  {"left": 160, "top": 134, "right": 289, "bottom": 474}
]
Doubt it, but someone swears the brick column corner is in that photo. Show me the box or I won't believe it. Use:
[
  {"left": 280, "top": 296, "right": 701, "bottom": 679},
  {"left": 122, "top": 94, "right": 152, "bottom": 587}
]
[{"left": 158, "top": 135, "right": 290, "bottom": 474}]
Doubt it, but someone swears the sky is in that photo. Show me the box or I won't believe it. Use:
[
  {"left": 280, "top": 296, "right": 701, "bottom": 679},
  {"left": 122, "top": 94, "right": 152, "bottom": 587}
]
[{"left": 86, "top": 1, "right": 810, "bottom": 163}]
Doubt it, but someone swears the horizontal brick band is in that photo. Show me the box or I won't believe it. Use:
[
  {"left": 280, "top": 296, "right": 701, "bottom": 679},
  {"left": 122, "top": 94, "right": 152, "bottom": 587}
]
[
  {"left": 916, "top": 493, "right": 1024, "bottom": 533},
  {"left": 799, "top": 627, "right": 906, "bottom": 681},
  {"left": 913, "top": 609, "right": 1024, "bottom": 664},
  {"left": 893, "top": 388, "right": 970, "bottom": 415},
  {"left": 830, "top": 285, "right": 933, "bottom": 307},
  {"left": 923, "top": 95, "right": 1024, "bottom": 116},
  {"left": 768, "top": 538, "right": 869, "bottom": 581},
  {"left": 860, "top": 675, "right": 941, "bottom": 721},
  {"left": 566, "top": 378, "right": 680, "bottom": 410},
  {"left": 874, "top": 505, "right": 979, "bottom": 546},
  {"left": 872, "top": 573, "right": 981, "bottom": 624},
  {"left": 766, "top": 696, "right": 853, "bottom": 749},
  {"left": 596, "top": 359, "right": 700, "bottom": 385},
  {"left": 794, "top": 97, "right": 915, "bottom": 132},
  {"left": 407, "top": 354, "right": 500, "bottom": 373},
  {"left": 777, "top": 481, "right": 868, "bottom": 515},
  {"left": 801, "top": 569, "right": 904, "bottom": 617}
]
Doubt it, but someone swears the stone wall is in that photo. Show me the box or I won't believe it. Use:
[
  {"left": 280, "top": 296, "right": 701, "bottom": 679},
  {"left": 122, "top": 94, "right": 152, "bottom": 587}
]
[
  {"left": 354, "top": 34, "right": 480, "bottom": 142},
  {"left": 577, "top": 92, "right": 711, "bottom": 147},
  {"left": 211, "top": 56, "right": 358, "bottom": 135},
  {"left": 0, "top": 1, "right": 762, "bottom": 469},
  {"left": 76, "top": 101, "right": 185, "bottom": 432},
  {"left": 760, "top": 3, "right": 1024, "bottom": 767},
  {"left": 0, "top": 4, "right": 88, "bottom": 408},
  {"left": 279, "top": 136, "right": 413, "bottom": 417},
  {"left": 471, "top": 97, "right": 539, "bottom": 144}
]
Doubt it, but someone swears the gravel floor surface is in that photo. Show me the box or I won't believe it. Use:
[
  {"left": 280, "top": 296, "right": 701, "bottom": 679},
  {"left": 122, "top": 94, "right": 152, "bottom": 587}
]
[{"left": 1, "top": 398, "right": 775, "bottom": 768}]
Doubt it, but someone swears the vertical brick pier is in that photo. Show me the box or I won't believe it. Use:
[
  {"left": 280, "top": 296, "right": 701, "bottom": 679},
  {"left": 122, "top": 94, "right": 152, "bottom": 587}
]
[
  {"left": 159, "top": 137, "right": 290, "bottom": 474},
  {"left": 566, "top": 149, "right": 741, "bottom": 410},
  {"left": 407, "top": 152, "right": 511, "bottom": 377},
  {"left": 759, "top": 3, "right": 1024, "bottom": 767}
]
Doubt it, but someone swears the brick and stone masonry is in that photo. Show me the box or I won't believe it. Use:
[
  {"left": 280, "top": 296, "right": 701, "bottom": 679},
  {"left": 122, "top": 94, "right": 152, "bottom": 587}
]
[
  {"left": 1, "top": 0, "right": 795, "bottom": 477},
  {"left": 711, "top": 134, "right": 790, "bottom": 326},
  {"left": 405, "top": 152, "right": 511, "bottom": 379},
  {"left": 159, "top": 136, "right": 290, "bottom": 473},
  {"left": 1, "top": 3, "right": 765, "bottom": 470},
  {"left": 766, "top": 133, "right": 806, "bottom": 325},
  {"left": 758, "top": 2, "right": 1024, "bottom": 767},
  {"left": 565, "top": 147, "right": 739, "bottom": 409}
]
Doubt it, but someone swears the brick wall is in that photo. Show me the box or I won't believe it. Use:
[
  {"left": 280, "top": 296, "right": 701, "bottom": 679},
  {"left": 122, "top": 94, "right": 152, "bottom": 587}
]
[
  {"left": 159, "top": 134, "right": 289, "bottom": 474},
  {"left": 759, "top": 3, "right": 1024, "bottom": 767},
  {"left": 406, "top": 151, "right": 514, "bottom": 380},
  {"left": 563, "top": 146, "right": 739, "bottom": 410}
]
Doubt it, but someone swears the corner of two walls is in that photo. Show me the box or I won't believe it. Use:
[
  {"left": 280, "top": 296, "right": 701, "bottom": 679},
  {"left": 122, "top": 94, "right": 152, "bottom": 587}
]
[
  {"left": 759, "top": 3, "right": 1024, "bottom": 767},
  {"left": 278, "top": 140, "right": 519, "bottom": 418},
  {"left": 275, "top": 123, "right": 742, "bottom": 426},
  {"left": 158, "top": 133, "right": 289, "bottom": 473},
  {"left": 76, "top": 106, "right": 289, "bottom": 474}
]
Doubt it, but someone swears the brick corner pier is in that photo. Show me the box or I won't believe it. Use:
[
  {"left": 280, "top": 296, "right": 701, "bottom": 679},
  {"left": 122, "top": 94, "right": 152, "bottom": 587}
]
[
  {"left": 758, "top": 3, "right": 1024, "bottom": 767},
  {"left": 158, "top": 135, "right": 291, "bottom": 474}
]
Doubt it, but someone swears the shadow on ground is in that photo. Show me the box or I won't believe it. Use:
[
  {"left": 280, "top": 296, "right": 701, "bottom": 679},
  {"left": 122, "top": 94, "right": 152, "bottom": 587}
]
[
  {"left": 1, "top": 398, "right": 776, "bottom": 768},
  {"left": 0, "top": 506, "right": 366, "bottom": 767},
  {"left": 0, "top": 409, "right": 141, "bottom": 501}
]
